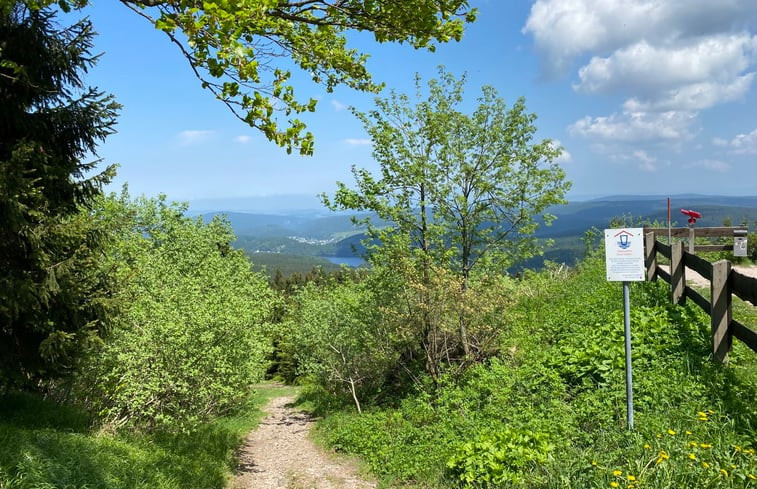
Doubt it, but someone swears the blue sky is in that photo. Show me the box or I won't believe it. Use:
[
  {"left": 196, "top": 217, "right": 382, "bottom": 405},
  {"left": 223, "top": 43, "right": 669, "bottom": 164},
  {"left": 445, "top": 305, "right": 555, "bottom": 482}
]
[{"left": 76, "top": 1, "right": 757, "bottom": 208}]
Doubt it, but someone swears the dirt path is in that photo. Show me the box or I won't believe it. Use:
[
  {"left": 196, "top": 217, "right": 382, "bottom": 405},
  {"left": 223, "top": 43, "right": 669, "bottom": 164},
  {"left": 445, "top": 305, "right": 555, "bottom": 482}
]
[{"left": 231, "top": 394, "right": 376, "bottom": 489}]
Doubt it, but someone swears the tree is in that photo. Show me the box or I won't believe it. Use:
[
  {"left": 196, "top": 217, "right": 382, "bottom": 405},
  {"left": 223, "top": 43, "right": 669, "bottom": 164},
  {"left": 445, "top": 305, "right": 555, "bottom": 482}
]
[
  {"left": 324, "top": 68, "right": 570, "bottom": 373},
  {"left": 0, "top": 5, "right": 119, "bottom": 388},
  {"left": 25, "top": 0, "right": 476, "bottom": 155}
]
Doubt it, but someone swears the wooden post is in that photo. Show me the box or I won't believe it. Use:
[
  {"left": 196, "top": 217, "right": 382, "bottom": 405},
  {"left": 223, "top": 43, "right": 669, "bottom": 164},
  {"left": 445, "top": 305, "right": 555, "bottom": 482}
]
[
  {"left": 711, "top": 260, "right": 732, "bottom": 363},
  {"left": 645, "top": 232, "right": 657, "bottom": 281},
  {"left": 671, "top": 241, "right": 685, "bottom": 305}
]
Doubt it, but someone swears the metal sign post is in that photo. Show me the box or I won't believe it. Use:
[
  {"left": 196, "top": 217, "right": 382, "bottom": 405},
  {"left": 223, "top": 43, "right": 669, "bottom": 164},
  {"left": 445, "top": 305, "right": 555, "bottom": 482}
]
[{"left": 605, "top": 228, "right": 646, "bottom": 430}]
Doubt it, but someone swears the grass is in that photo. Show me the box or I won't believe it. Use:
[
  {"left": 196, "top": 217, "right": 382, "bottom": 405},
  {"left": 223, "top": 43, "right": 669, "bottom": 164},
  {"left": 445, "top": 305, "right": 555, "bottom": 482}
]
[
  {"left": 311, "top": 256, "right": 757, "bottom": 488},
  {"left": 0, "top": 383, "right": 294, "bottom": 489}
]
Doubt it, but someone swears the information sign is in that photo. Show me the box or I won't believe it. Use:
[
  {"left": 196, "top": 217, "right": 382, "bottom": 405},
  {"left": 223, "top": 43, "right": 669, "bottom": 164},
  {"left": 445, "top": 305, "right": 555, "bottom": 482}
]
[{"left": 605, "top": 228, "right": 645, "bottom": 282}]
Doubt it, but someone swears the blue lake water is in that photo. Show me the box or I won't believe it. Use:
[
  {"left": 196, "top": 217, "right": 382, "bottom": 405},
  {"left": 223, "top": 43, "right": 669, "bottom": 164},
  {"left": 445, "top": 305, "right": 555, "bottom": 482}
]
[{"left": 323, "top": 256, "right": 366, "bottom": 268}]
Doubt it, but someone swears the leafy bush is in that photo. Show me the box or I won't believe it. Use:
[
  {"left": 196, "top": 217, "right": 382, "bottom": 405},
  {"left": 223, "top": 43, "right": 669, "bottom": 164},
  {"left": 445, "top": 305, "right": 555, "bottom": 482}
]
[
  {"left": 447, "top": 429, "right": 554, "bottom": 488},
  {"left": 75, "top": 193, "right": 275, "bottom": 431},
  {"left": 286, "top": 277, "right": 409, "bottom": 412}
]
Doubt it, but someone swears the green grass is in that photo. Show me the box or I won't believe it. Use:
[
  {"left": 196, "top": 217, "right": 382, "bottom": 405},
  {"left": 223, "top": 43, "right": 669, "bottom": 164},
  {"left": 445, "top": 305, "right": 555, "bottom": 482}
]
[
  {"left": 0, "top": 383, "right": 293, "bottom": 489},
  {"left": 313, "top": 256, "right": 757, "bottom": 488}
]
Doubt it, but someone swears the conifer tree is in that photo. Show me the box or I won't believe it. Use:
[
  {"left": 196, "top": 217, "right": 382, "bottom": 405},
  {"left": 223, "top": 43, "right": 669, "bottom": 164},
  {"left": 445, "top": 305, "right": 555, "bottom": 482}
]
[{"left": 0, "top": 3, "right": 119, "bottom": 388}]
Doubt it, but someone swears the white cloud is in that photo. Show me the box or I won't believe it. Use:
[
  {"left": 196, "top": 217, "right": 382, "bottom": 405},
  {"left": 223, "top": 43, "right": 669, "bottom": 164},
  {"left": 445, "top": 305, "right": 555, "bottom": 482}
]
[
  {"left": 331, "top": 99, "right": 348, "bottom": 112},
  {"left": 574, "top": 35, "right": 756, "bottom": 102},
  {"left": 343, "top": 138, "right": 371, "bottom": 146},
  {"left": 526, "top": 0, "right": 757, "bottom": 160},
  {"left": 622, "top": 75, "right": 755, "bottom": 112},
  {"left": 234, "top": 135, "right": 252, "bottom": 144},
  {"left": 716, "top": 128, "right": 757, "bottom": 154},
  {"left": 178, "top": 130, "right": 215, "bottom": 146},
  {"left": 570, "top": 110, "right": 697, "bottom": 143},
  {"left": 687, "top": 159, "right": 731, "bottom": 172},
  {"left": 524, "top": 0, "right": 757, "bottom": 78}
]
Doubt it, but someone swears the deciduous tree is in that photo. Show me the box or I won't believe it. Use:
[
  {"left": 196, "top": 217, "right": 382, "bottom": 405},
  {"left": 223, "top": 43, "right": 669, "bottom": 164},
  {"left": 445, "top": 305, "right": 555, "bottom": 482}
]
[
  {"left": 26, "top": 0, "right": 476, "bottom": 155},
  {"left": 324, "top": 68, "right": 570, "bottom": 374}
]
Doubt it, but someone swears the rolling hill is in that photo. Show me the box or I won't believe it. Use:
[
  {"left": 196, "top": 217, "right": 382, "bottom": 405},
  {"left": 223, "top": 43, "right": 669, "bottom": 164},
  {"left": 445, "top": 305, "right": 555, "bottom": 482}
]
[{"left": 198, "top": 195, "right": 757, "bottom": 276}]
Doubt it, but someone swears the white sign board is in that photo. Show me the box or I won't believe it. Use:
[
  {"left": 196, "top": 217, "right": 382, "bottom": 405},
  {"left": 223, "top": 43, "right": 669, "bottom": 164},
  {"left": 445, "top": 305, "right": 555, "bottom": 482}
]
[{"left": 605, "top": 228, "right": 645, "bottom": 282}]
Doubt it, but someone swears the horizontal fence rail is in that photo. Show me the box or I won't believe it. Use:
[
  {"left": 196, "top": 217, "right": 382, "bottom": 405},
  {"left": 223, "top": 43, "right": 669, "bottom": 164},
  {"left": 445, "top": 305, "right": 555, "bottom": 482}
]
[{"left": 644, "top": 232, "right": 757, "bottom": 362}]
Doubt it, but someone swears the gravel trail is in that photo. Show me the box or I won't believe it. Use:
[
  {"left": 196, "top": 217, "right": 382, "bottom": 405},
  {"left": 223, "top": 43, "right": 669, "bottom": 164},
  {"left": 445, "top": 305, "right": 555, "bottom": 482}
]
[{"left": 231, "top": 394, "right": 376, "bottom": 489}]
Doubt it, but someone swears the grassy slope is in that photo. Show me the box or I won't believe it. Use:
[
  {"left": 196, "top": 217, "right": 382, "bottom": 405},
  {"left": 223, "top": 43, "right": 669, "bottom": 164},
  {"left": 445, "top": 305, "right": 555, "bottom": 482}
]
[
  {"left": 0, "top": 384, "right": 294, "bottom": 489},
  {"left": 316, "top": 256, "right": 757, "bottom": 488}
]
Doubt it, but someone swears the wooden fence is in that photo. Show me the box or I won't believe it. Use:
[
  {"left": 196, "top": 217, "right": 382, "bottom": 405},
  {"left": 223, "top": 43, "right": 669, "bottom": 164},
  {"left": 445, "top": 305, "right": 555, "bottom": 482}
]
[{"left": 643, "top": 231, "right": 757, "bottom": 363}]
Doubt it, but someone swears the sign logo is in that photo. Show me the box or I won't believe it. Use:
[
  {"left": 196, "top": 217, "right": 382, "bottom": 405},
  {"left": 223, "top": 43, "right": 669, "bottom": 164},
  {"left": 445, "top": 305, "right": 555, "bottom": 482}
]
[{"left": 616, "top": 230, "right": 633, "bottom": 250}]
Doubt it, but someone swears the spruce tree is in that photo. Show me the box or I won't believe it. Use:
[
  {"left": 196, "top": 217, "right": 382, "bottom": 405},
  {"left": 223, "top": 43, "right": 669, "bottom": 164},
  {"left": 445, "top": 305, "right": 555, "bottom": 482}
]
[{"left": 0, "top": 3, "right": 119, "bottom": 388}]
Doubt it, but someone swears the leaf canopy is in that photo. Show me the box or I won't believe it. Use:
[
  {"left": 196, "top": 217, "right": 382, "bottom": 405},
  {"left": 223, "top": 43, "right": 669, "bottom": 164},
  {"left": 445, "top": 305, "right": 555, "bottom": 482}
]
[{"left": 21, "top": 0, "right": 476, "bottom": 155}]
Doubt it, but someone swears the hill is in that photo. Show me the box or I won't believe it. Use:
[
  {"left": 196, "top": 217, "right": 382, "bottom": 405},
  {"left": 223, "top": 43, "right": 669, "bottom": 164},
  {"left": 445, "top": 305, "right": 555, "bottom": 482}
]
[{"left": 201, "top": 195, "right": 757, "bottom": 276}]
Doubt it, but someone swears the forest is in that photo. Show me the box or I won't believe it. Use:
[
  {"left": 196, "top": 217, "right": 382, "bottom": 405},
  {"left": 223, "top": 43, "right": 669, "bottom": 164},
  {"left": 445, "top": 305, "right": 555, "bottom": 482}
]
[{"left": 2, "top": 2, "right": 756, "bottom": 489}]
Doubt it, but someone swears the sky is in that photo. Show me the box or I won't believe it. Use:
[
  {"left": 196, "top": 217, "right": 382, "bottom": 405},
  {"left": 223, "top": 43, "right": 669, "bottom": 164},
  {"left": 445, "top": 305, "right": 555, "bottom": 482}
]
[{"left": 75, "top": 0, "right": 757, "bottom": 209}]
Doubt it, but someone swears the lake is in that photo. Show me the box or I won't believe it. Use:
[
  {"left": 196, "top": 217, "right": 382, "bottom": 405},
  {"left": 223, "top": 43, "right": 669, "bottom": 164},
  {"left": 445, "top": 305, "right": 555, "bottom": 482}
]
[{"left": 323, "top": 256, "right": 366, "bottom": 268}]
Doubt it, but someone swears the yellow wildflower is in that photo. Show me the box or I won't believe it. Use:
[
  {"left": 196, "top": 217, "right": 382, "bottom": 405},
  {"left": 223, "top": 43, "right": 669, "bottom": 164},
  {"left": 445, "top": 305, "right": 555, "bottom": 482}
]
[
  {"left": 627, "top": 475, "right": 636, "bottom": 481},
  {"left": 656, "top": 433, "right": 662, "bottom": 438},
  {"left": 643, "top": 444, "right": 651, "bottom": 449},
  {"left": 592, "top": 460, "right": 598, "bottom": 466},
  {"left": 613, "top": 470, "right": 622, "bottom": 476},
  {"left": 688, "top": 441, "right": 699, "bottom": 448},
  {"left": 697, "top": 411, "right": 708, "bottom": 417},
  {"left": 707, "top": 409, "right": 714, "bottom": 414},
  {"left": 702, "top": 462, "right": 711, "bottom": 469},
  {"left": 734, "top": 445, "right": 742, "bottom": 452},
  {"left": 610, "top": 482, "right": 619, "bottom": 488},
  {"left": 689, "top": 453, "right": 697, "bottom": 461},
  {"left": 656, "top": 450, "right": 669, "bottom": 464},
  {"left": 685, "top": 431, "right": 692, "bottom": 435},
  {"left": 744, "top": 448, "right": 755, "bottom": 455},
  {"left": 627, "top": 485, "right": 635, "bottom": 489},
  {"left": 730, "top": 464, "right": 737, "bottom": 469},
  {"left": 700, "top": 443, "right": 712, "bottom": 449},
  {"left": 667, "top": 429, "right": 677, "bottom": 435},
  {"left": 748, "top": 474, "right": 756, "bottom": 480},
  {"left": 698, "top": 417, "right": 708, "bottom": 421},
  {"left": 720, "top": 468, "right": 728, "bottom": 477}
]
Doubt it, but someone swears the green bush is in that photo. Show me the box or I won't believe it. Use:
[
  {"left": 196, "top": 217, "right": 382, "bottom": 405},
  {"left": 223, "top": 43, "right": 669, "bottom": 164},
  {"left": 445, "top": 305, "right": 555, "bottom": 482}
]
[
  {"left": 447, "top": 429, "right": 554, "bottom": 488},
  {"left": 74, "top": 193, "right": 276, "bottom": 431}
]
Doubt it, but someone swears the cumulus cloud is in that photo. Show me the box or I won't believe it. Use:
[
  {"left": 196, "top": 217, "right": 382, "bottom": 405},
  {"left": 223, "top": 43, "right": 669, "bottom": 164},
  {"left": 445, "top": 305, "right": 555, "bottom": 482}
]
[
  {"left": 714, "top": 128, "right": 757, "bottom": 154},
  {"left": 525, "top": 0, "right": 757, "bottom": 159},
  {"left": 574, "top": 35, "right": 756, "bottom": 100},
  {"left": 524, "top": 0, "right": 757, "bottom": 78},
  {"left": 622, "top": 75, "right": 755, "bottom": 112},
  {"left": 343, "top": 138, "right": 371, "bottom": 146},
  {"left": 569, "top": 110, "right": 697, "bottom": 143},
  {"left": 178, "top": 130, "right": 215, "bottom": 146}
]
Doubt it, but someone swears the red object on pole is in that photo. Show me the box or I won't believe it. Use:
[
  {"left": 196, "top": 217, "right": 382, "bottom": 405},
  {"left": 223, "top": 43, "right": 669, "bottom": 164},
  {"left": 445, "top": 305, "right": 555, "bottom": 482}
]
[{"left": 680, "top": 208, "right": 701, "bottom": 224}]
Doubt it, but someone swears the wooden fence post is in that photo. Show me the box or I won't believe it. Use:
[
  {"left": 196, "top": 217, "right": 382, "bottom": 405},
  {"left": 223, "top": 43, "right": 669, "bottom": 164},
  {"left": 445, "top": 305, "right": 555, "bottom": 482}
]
[
  {"left": 671, "top": 241, "right": 685, "bottom": 305},
  {"left": 711, "top": 260, "right": 732, "bottom": 363},
  {"left": 645, "top": 232, "right": 656, "bottom": 281}
]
